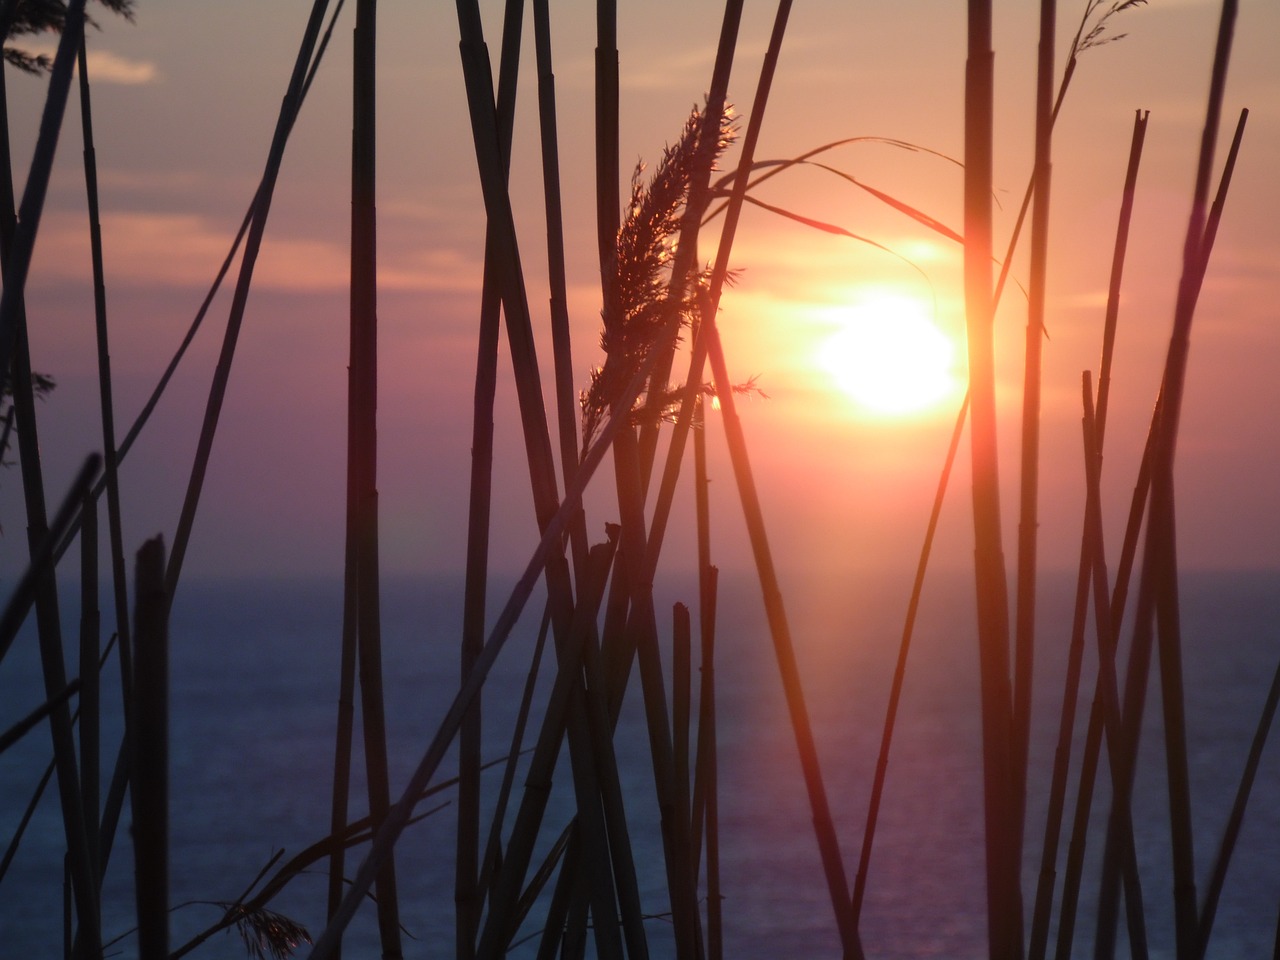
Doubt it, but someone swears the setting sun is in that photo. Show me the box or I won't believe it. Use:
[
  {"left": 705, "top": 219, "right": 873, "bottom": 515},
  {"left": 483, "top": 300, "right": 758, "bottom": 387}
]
[{"left": 817, "top": 292, "right": 960, "bottom": 416}]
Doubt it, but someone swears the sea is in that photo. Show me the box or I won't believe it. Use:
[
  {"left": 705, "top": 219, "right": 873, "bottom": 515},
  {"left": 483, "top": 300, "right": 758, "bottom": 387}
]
[{"left": 2, "top": 569, "right": 1279, "bottom": 959}]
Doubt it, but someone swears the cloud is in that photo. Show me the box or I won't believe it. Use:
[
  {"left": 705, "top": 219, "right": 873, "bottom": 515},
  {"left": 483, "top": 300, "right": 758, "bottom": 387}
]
[
  {"left": 24, "top": 43, "right": 157, "bottom": 85},
  {"left": 30, "top": 210, "right": 483, "bottom": 294},
  {"left": 83, "top": 49, "right": 158, "bottom": 85}
]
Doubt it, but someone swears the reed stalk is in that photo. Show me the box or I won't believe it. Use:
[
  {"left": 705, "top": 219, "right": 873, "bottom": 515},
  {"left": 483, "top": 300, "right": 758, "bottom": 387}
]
[
  {"left": 325, "top": 517, "right": 358, "bottom": 956},
  {"left": 131, "top": 536, "right": 169, "bottom": 960},
  {"left": 531, "top": 0, "right": 587, "bottom": 542},
  {"left": 77, "top": 32, "right": 132, "bottom": 706},
  {"left": 0, "top": 0, "right": 86, "bottom": 382},
  {"left": 1094, "top": 110, "right": 1149, "bottom": 443},
  {"left": 1195, "top": 653, "right": 1280, "bottom": 959},
  {"left": 74, "top": 40, "right": 144, "bottom": 918},
  {"left": 673, "top": 601, "right": 692, "bottom": 852},
  {"left": 318, "top": 9, "right": 361, "bottom": 948},
  {"left": 77, "top": 488, "right": 101, "bottom": 942},
  {"left": 1087, "top": 438, "right": 1158, "bottom": 960},
  {"left": 963, "top": 3, "right": 1021, "bottom": 957},
  {"left": 635, "top": 1, "right": 743, "bottom": 487},
  {"left": 576, "top": 545, "right": 650, "bottom": 959},
  {"left": 345, "top": 4, "right": 405, "bottom": 957},
  {"left": 0, "top": 11, "right": 101, "bottom": 945},
  {"left": 651, "top": 1, "right": 865, "bottom": 955},
  {"left": 1093, "top": 104, "right": 1246, "bottom": 960},
  {"left": 611, "top": 431, "right": 700, "bottom": 957},
  {"left": 1084, "top": 372, "right": 1153, "bottom": 960},
  {"left": 693, "top": 566, "right": 722, "bottom": 960},
  {"left": 456, "top": 11, "right": 619, "bottom": 958},
  {"left": 456, "top": 0, "right": 523, "bottom": 950},
  {"left": 456, "top": 267, "right": 499, "bottom": 954},
  {"left": 477, "top": 602, "right": 551, "bottom": 901},
  {"left": 312, "top": 284, "right": 688, "bottom": 958},
  {"left": 691, "top": 20, "right": 865, "bottom": 948},
  {"left": 1010, "top": 0, "right": 1056, "bottom": 857},
  {"left": 688, "top": 415, "right": 715, "bottom": 870},
  {"left": 0, "top": 455, "right": 100, "bottom": 662},
  {"left": 594, "top": 0, "right": 619, "bottom": 280},
  {"left": 0, "top": 627, "right": 116, "bottom": 897},
  {"left": 533, "top": 825, "right": 580, "bottom": 960},
  {"left": 9, "top": 337, "right": 101, "bottom": 960},
  {"left": 0, "top": 678, "right": 81, "bottom": 757},
  {"left": 853, "top": 393, "right": 969, "bottom": 927},
  {"left": 542, "top": 548, "right": 637, "bottom": 960},
  {"left": 1135, "top": 11, "right": 1239, "bottom": 951},
  {"left": 470, "top": 580, "right": 617, "bottom": 959},
  {"left": 455, "top": 5, "right": 653, "bottom": 954},
  {"left": 1027, "top": 108, "right": 1148, "bottom": 960}
]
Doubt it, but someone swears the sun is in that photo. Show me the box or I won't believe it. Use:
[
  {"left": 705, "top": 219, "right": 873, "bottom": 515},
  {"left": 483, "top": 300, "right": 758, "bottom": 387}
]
[{"left": 816, "top": 292, "right": 960, "bottom": 416}]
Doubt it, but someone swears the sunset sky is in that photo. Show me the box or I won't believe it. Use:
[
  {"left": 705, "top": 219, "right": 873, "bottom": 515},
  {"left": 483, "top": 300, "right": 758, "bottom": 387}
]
[{"left": 4, "top": 0, "right": 1279, "bottom": 591}]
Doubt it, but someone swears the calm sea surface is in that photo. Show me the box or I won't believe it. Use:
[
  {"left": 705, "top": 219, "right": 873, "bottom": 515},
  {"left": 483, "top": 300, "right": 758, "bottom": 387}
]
[{"left": 2, "top": 569, "right": 1279, "bottom": 959}]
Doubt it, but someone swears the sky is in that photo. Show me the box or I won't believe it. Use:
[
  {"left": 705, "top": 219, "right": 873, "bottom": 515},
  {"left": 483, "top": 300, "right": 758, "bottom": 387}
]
[{"left": 3, "top": 0, "right": 1279, "bottom": 596}]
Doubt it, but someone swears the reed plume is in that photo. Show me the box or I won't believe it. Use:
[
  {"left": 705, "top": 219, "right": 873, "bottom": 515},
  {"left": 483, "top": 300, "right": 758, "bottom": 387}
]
[
  {"left": 580, "top": 105, "right": 735, "bottom": 449},
  {"left": 225, "top": 905, "right": 312, "bottom": 960}
]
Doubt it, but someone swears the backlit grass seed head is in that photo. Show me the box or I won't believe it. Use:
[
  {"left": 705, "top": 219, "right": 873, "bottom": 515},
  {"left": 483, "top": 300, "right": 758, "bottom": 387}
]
[
  {"left": 581, "top": 104, "right": 736, "bottom": 448},
  {"left": 224, "top": 904, "right": 313, "bottom": 960},
  {"left": 1074, "top": 0, "right": 1148, "bottom": 56}
]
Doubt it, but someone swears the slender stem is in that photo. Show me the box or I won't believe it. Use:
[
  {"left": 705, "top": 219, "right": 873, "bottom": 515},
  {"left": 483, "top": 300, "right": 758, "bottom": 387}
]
[
  {"left": 594, "top": 0, "right": 619, "bottom": 280},
  {"left": 311, "top": 293, "right": 689, "bottom": 960},
  {"left": 1142, "top": 8, "right": 1238, "bottom": 954},
  {"left": 0, "top": 8, "right": 100, "bottom": 947},
  {"left": 699, "top": 566, "right": 723, "bottom": 960},
  {"left": 77, "top": 31, "right": 134, "bottom": 738},
  {"left": 0, "top": 0, "right": 88, "bottom": 382},
  {"left": 456, "top": 2, "right": 525, "bottom": 953},
  {"left": 636, "top": 0, "right": 744, "bottom": 487},
  {"left": 131, "top": 536, "right": 169, "bottom": 960},
  {"left": 1010, "top": 0, "right": 1056, "bottom": 859},
  {"left": 853, "top": 392, "right": 969, "bottom": 925},
  {"left": 1028, "top": 109, "right": 1149, "bottom": 960},
  {"left": 964, "top": 3, "right": 1020, "bottom": 957},
  {"left": 78, "top": 489, "right": 101, "bottom": 944},
  {"left": 1195, "top": 652, "right": 1280, "bottom": 960}
]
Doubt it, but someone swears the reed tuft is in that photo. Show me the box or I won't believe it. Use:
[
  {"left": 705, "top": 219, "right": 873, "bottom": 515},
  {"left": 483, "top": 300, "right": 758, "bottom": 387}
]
[
  {"left": 222, "top": 903, "right": 312, "bottom": 960},
  {"left": 1076, "top": 0, "right": 1148, "bottom": 54},
  {"left": 580, "top": 104, "right": 735, "bottom": 449}
]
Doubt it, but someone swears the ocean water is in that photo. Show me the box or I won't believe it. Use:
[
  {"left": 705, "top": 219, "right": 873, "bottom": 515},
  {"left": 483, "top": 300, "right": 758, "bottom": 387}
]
[{"left": 2, "top": 569, "right": 1279, "bottom": 959}]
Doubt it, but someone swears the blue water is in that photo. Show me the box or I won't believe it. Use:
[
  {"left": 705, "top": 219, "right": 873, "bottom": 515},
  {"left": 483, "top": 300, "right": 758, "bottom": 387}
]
[{"left": 2, "top": 570, "right": 1279, "bottom": 959}]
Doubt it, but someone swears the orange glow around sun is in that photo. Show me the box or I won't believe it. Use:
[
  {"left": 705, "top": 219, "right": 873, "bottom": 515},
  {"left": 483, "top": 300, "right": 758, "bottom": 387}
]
[{"left": 816, "top": 290, "right": 961, "bottom": 417}]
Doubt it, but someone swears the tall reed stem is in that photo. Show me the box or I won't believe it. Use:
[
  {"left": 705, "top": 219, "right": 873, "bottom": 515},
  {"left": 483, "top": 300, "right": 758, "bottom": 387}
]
[
  {"left": 0, "top": 9, "right": 100, "bottom": 948},
  {"left": 963, "top": 3, "right": 1020, "bottom": 957},
  {"left": 77, "top": 33, "right": 132, "bottom": 719},
  {"left": 0, "top": 0, "right": 87, "bottom": 380},
  {"left": 456, "top": 2, "right": 525, "bottom": 953},
  {"left": 1011, "top": 0, "right": 1056, "bottom": 857},
  {"left": 131, "top": 536, "right": 169, "bottom": 960},
  {"left": 1027, "top": 108, "right": 1148, "bottom": 960},
  {"left": 77, "top": 489, "right": 101, "bottom": 947},
  {"left": 1141, "top": 9, "right": 1237, "bottom": 952},
  {"left": 853, "top": 393, "right": 969, "bottom": 926},
  {"left": 346, "top": 3, "right": 404, "bottom": 956}
]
